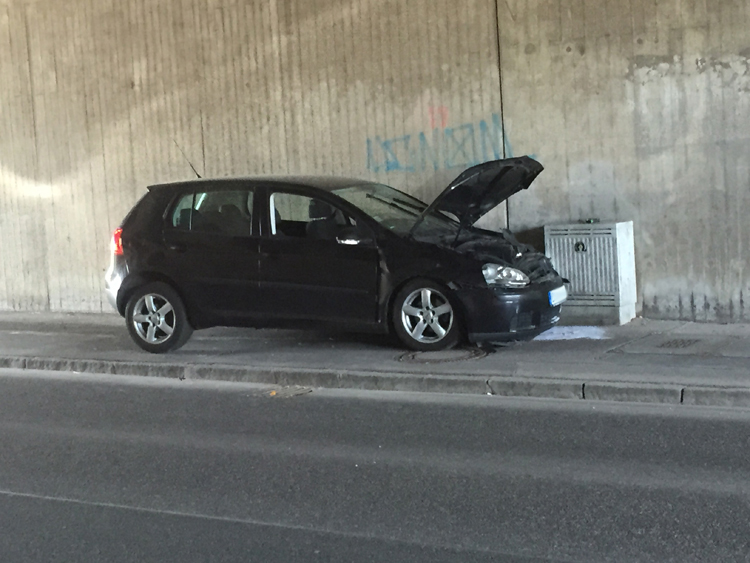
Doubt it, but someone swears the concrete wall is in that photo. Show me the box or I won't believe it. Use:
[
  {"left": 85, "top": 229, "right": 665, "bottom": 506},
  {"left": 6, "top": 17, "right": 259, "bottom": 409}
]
[
  {"left": 500, "top": 0, "right": 750, "bottom": 321},
  {"left": 0, "top": 0, "right": 748, "bottom": 321}
]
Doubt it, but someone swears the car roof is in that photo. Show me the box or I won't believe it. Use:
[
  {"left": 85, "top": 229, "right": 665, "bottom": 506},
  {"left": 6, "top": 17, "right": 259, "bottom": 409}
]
[{"left": 147, "top": 176, "right": 371, "bottom": 193}]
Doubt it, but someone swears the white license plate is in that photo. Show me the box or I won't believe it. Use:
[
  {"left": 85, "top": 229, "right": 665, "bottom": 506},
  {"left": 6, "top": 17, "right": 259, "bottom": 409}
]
[{"left": 548, "top": 285, "right": 568, "bottom": 307}]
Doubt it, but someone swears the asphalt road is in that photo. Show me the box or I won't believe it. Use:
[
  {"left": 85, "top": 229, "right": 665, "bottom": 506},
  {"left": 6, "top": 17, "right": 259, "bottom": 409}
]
[{"left": 1, "top": 369, "right": 749, "bottom": 562}]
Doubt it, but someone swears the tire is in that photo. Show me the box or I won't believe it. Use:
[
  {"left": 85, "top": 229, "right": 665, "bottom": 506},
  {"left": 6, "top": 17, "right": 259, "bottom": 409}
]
[
  {"left": 391, "top": 278, "right": 461, "bottom": 351},
  {"left": 125, "top": 282, "right": 193, "bottom": 353}
]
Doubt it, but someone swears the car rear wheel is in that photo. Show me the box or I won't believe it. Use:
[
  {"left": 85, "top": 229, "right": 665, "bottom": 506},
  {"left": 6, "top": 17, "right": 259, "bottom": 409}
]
[
  {"left": 392, "top": 279, "right": 461, "bottom": 351},
  {"left": 125, "top": 282, "right": 193, "bottom": 353}
]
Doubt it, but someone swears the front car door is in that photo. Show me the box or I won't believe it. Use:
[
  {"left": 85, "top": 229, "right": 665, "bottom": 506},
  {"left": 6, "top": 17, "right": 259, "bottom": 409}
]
[
  {"left": 256, "top": 187, "right": 380, "bottom": 325},
  {"left": 161, "top": 184, "right": 261, "bottom": 324}
]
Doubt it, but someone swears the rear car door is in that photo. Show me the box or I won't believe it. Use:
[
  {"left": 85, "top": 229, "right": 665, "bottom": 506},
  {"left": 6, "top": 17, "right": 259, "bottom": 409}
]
[
  {"left": 256, "top": 187, "right": 380, "bottom": 324},
  {"left": 161, "top": 184, "right": 261, "bottom": 323}
]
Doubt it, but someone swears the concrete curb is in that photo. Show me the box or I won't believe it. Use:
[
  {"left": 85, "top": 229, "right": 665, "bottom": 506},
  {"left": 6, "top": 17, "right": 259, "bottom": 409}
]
[
  {"left": 583, "top": 382, "right": 683, "bottom": 404},
  {"left": 487, "top": 377, "right": 583, "bottom": 400},
  {"left": 683, "top": 388, "right": 750, "bottom": 408},
  {"left": 2, "top": 355, "right": 750, "bottom": 408},
  {"left": 0, "top": 356, "right": 489, "bottom": 395}
]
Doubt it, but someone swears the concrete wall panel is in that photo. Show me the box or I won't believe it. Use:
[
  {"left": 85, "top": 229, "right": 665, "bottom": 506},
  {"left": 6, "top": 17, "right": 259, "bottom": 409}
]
[
  {"left": 0, "top": 0, "right": 747, "bottom": 322},
  {"left": 0, "top": 0, "right": 505, "bottom": 311},
  {"left": 501, "top": 0, "right": 750, "bottom": 322}
]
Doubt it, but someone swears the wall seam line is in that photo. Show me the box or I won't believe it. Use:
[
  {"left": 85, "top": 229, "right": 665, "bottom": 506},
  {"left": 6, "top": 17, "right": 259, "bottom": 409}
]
[{"left": 493, "top": 0, "right": 510, "bottom": 228}]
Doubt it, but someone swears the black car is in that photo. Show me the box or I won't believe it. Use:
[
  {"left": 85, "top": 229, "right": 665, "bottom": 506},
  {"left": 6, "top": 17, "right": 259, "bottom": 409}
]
[{"left": 105, "top": 157, "right": 567, "bottom": 353}]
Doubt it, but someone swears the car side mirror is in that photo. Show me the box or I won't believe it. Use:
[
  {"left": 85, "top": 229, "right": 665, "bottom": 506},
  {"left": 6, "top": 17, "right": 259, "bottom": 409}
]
[{"left": 336, "top": 226, "right": 373, "bottom": 246}]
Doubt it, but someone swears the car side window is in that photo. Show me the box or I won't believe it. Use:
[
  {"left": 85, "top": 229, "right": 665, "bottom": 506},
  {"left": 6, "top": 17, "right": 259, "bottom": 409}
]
[
  {"left": 170, "top": 189, "right": 254, "bottom": 237},
  {"left": 269, "top": 192, "right": 352, "bottom": 240},
  {"left": 170, "top": 193, "right": 195, "bottom": 229}
]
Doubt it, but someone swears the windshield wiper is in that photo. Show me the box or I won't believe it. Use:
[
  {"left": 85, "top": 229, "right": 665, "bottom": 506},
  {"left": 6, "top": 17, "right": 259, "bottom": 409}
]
[
  {"left": 392, "top": 197, "right": 426, "bottom": 212},
  {"left": 365, "top": 193, "right": 420, "bottom": 217},
  {"left": 393, "top": 197, "right": 462, "bottom": 224}
]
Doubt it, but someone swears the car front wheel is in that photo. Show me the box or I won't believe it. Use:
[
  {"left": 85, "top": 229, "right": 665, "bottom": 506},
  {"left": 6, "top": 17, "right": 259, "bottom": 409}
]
[
  {"left": 392, "top": 279, "right": 461, "bottom": 351},
  {"left": 125, "top": 282, "right": 193, "bottom": 353}
]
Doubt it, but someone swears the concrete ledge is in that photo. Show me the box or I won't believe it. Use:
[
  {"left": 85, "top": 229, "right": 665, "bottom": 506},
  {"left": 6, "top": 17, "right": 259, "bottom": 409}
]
[
  {"left": 189, "top": 365, "right": 489, "bottom": 395},
  {"left": 488, "top": 377, "right": 583, "bottom": 399},
  {"left": 583, "top": 382, "right": 682, "bottom": 404},
  {"left": 683, "top": 388, "right": 750, "bottom": 408},
  {"left": 0, "top": 356, "right": 488, "bottom": 396},
  {"left": 4, "top": 355, "right": 750, "bottom": 409}
]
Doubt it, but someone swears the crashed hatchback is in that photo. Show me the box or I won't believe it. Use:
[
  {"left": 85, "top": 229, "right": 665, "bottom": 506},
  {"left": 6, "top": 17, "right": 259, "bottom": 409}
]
[{"left": 105, "top": 156, "right": 567, "bottom": 353}]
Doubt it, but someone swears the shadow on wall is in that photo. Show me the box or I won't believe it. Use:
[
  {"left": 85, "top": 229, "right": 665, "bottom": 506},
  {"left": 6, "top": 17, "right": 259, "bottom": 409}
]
[
  {"left": 514, "top": 226, "right": 545, "bottom": 252},
  {"left": 1, "top": 0, "right": 418, "bottom": 184}
]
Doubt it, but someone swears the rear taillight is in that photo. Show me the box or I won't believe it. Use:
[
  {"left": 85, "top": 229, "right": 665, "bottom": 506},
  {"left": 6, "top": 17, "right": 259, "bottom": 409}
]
[{"left": 112, "top": 228, "right": 123, "bottom": 256}]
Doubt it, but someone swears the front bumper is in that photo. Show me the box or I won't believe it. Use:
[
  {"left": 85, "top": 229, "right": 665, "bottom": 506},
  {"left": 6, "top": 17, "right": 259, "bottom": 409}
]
[{"left": 455, "top": 282, "right": 566, "bottom": 343}]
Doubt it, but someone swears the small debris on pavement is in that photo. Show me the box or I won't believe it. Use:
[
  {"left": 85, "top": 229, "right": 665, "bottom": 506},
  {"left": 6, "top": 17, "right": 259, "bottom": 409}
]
[{"left": 269, "top": 386, "right": 313, "bottom": 398}]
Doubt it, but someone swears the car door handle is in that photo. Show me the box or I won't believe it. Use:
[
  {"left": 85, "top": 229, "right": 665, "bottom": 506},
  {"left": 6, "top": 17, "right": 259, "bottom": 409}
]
[{"left": 167, "top": 242, "right": 186, "bottom": 252}]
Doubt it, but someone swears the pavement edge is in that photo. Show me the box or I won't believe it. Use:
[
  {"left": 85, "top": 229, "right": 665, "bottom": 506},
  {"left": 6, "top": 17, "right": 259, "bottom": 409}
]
[{"left": 2, "top": 355, "right": 750, "bottom": 408}]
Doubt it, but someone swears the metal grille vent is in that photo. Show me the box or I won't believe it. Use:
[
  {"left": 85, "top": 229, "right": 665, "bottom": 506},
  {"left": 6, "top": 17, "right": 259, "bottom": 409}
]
[
  {"left": 544, "top": 221, "right": 637, "bottom": 309},
  {"left": 545, "top": 226, "right": 615, "bottom": 237},
  {"left": 547, "top": 234, "right": 618, "bottom": 300},
  {"left": 658, "top": 338, "right": 700, "bottom": 349}
]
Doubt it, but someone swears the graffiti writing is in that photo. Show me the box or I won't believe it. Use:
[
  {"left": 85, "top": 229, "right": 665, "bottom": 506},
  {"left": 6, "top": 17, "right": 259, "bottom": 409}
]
[
  {"left": 428, "top": 105, "right": 449, "bottom": 129},
  {"left": 366, "top": 113, "right": 521, "bottom": 173}
]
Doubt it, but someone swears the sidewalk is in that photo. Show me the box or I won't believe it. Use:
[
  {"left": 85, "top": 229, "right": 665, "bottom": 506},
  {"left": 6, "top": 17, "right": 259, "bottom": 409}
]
[{"left": 0, "top": 311, "right": 749, "bottom": 407}]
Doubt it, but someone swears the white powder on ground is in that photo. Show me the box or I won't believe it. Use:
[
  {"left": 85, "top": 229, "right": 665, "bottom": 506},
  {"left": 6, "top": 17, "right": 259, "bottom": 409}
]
[{"left": 534, "top": 326, "right": 610, "bottom": 341}]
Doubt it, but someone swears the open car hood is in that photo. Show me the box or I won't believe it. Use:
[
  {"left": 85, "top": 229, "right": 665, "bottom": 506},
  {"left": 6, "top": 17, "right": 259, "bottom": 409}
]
[{"left": 409, "top": 157, "right": 543, "bottom": 235}]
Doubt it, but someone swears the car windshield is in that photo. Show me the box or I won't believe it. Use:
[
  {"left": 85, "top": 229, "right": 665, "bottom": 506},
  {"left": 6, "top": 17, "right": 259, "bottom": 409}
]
[{"left": 332, "top": 183, "right": 459, "bottom": 238}]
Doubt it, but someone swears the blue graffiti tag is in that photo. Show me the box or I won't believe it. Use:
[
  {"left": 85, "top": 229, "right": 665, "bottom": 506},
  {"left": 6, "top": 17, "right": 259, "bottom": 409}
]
[{"left": 366, "top": 113, "right": 531, "bottom": 173}]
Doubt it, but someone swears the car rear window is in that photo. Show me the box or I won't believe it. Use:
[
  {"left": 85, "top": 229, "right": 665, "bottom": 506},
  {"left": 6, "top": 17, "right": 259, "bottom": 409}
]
[
  {"left": 168, "top": 189, "right": 254, "bottom": 237},
  {"left": 120, "top": 191, "right": 156, "bottom": 229}
]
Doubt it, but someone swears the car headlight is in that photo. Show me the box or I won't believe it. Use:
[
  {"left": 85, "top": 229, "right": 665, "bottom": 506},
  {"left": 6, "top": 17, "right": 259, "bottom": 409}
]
[{"left": 482, "top": 263, "right": 530, "bottom": 288}]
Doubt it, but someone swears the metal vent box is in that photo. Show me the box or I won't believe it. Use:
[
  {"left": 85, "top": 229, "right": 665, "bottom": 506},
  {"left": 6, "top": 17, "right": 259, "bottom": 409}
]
[{"left": 544, "top": 221, "right": 636, "bottom": 325}]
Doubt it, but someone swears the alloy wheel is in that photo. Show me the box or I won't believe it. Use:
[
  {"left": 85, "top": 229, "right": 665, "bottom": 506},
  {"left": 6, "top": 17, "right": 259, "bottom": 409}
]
[
  {"left": 400, "top": 287, "right": 454, "bottom": 344},
  {"left": 131, "top": 293, "right": 176, "bottom": 344}
]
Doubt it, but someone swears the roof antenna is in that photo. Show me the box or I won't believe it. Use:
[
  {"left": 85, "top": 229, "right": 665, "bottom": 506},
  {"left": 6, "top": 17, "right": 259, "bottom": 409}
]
[{"left": 173, "top": 140, "right": 202, "bottom": 179}]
